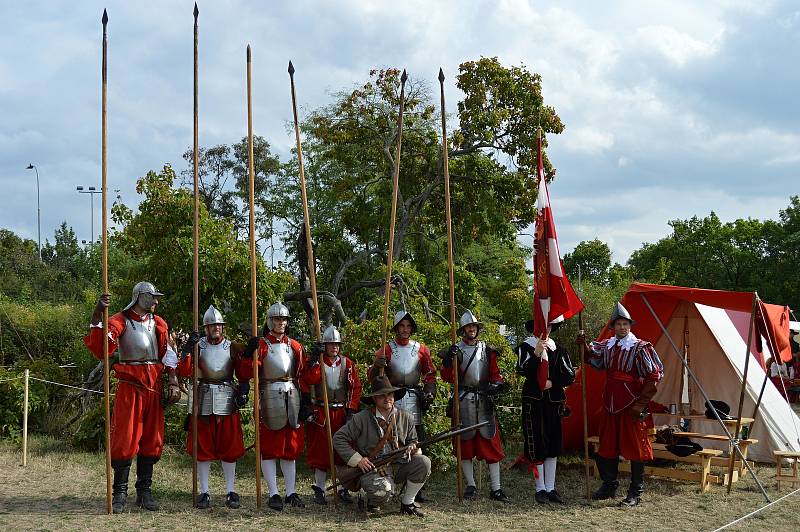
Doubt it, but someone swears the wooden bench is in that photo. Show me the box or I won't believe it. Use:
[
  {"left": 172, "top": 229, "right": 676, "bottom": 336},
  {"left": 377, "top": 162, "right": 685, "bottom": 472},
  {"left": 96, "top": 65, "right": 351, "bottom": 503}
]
[
  {"left": 673, "top": 432, "right": 758, "bottom": 482},
  {"left": 587, "top": 436, "right": 723, "bottom": 492},
  {"left": 774, "top": 450, "right": 800, "bottom": 489}
]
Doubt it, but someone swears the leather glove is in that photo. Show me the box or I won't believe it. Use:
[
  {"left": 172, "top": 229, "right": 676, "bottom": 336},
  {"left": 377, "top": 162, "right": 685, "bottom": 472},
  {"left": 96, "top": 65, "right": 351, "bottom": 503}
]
[
  {"left": 373, "top": 355, "right": 387, "bottom": 369},
  {"left": 235, "top": 380, "right": 250, "bottom": 408},
  {"left": 91, "top": 293, "right": 111, "bottom": 324},
  {"left": 484, "top": 382, "right": 505, "bottom": 395},
  {"left": 441, "top": 345, "right": 459, "bottom": 368},
  {"left": 629, "top": 381, "right": 658, "bottom": 420},
  {"left": 244, "top": 336, "right": 260, "bottom": 358},
  {"left": 310, "top": 343, "right": 323, "bottom": 365},
  {"left": 180, "top": 331, "right": 202, "bottom": 358},
  {"left": 345, "top": 408, "right": 358, "bottom": 424},
  {"left": 164, "top": 372, "right": 182, "bottom": 406},
  {"left": 298, "top": 392, "right": 314, "bottom": 423}
]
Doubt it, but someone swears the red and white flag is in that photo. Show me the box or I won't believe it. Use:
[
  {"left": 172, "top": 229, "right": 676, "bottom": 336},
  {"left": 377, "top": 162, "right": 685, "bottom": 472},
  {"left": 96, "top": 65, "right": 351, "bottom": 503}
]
[{"left": 532, "top": 134, "right": 584, "bottom": 339}]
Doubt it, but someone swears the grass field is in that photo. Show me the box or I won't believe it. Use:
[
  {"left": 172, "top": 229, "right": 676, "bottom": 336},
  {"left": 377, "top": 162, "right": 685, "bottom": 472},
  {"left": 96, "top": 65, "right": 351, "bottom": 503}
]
[{"left": 1, "top": 436, "right": 797, "bottom": 531}]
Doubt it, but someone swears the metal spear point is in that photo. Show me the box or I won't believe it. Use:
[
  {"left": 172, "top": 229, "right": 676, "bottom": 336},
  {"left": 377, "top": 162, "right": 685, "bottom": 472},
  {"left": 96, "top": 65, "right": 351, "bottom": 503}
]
[
  {"left": 102, "top": 8, "right": 108, "bottom": 25},
  {"left": 288, "top": 60, "right": 295, "bottom": 76},
  {"left": 194, "top": 2, "right": 198, "bottom": 19}
]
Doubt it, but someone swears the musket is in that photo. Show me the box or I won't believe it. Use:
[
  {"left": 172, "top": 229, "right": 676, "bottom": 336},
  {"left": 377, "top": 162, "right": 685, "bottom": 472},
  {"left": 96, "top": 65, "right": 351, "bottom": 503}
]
[
  {"left": 378, "top": 69, "right": 408, "bottom": 375},
  {"left": 100, "top": 8, "right": 112, "bottom": 515},
  {"left": 438, "top": 67, "right": 463, "bottom": 501},
  {"left": 190, "top": 2, "right": 200, "bottom": 507},
  {"left": 327, "top": 421, "right": 489, "bottom": 492},
  {"left": 288, "top": 60, "right": 339, "bottom": 504},
  {"left": 245, "top": 43, "right": 262, "bottom": 508}
]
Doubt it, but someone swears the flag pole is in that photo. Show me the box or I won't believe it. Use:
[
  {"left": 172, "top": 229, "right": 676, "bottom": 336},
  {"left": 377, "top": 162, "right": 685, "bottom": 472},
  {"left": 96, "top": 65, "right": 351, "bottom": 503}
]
[
  {"left": 190, "top": 3, "right": 200, "bottom": 507},
  {"left": 100, "top": 8, "right": 113, "bottom": 515},
  {"left": 577, "top": 266, "right": 591, "bottom": 500},
  {"left": 378, "top": 69, "right": 408, "bottom": 376},
  {"left": 246, "top": 44, "right": 263, "bottom": 509},
  {"left": 288, "top": 60, "right": 338, "bottom": 504},
  {"left": 438, "top": 68, "right": 463, "bottom": 501}
]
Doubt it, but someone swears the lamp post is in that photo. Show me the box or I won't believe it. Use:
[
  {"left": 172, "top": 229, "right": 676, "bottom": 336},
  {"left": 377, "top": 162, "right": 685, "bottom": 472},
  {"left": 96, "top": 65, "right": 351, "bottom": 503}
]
[
  {"left": 76, "top": 186, "right": 102, "bottom": 246},
  {"left": 25, "top": 164, "right": 41, "bottom": 262}
]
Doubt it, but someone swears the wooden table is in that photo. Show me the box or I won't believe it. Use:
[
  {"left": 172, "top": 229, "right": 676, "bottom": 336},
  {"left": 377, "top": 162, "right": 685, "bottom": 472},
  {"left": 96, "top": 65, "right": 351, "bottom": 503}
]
[{"left": 652, "top": 412, "right": 755, "bottom": 431}]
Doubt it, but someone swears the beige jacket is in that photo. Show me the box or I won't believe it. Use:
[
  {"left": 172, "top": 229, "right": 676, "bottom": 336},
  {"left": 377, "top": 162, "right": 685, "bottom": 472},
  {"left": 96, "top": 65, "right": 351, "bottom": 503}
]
[{"left": 333, "top": 407, "right": 418, "bottom": 467}]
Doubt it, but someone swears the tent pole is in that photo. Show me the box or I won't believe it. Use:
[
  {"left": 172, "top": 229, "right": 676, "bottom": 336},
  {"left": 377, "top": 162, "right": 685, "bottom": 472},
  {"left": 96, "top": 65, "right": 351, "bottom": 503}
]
[
  {"left": 639, "top": 293, "right": 771, "bottom": 502},
  {"left": 727, "top": 293, "right": 757, "bottom": 494}
]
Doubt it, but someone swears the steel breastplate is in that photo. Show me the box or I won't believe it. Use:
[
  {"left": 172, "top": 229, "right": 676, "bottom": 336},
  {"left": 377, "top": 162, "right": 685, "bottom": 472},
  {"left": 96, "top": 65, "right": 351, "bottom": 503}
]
[
  {"left": 198, "top": 338, "right": 234, "bottom": 381},
  {"left": 117, "top": 315, "right": 159, "bottom": 363},
  {"left": 459, "top": 341, "right": 488, "bottom": 388},
  {"left": 315, "top": 358, "right": 347, "bottom": 404},
  {"left": 388, "top": 340, "right": 421, "bottom": 386},
  {"left": 260, "top": 338, "right": 295, "bottom": 380}
]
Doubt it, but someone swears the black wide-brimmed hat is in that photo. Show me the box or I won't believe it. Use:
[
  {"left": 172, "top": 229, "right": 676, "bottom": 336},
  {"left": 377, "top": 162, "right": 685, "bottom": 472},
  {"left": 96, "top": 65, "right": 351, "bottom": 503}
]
[
  {"left": 362, "top": 375, "right": 407, "bottom": 403},
  {"left": 666, "top": 441, "right": 704, "bottom": 457},
  {"left": 705, "top": 399, "right": 736, "bottom": 421},
  {"left": 524, "top": 316, "right": 564, "bottom": 334}
]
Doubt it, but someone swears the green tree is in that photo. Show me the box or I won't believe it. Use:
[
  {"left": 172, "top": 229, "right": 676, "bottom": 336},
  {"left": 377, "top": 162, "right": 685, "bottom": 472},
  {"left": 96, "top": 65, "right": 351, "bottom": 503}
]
[{"left": 563, "top": 238, "right": 612, "bottom": 285}]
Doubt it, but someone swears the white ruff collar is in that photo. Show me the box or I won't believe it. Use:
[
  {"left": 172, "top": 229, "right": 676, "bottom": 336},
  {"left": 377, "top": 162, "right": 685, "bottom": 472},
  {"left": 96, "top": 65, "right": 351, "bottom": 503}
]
[
  {"left": 606, "top": 332, "right": 638, "bottom": 351},
  {"left": 524, "top": 336, "right": 556, "bottom": 351}
]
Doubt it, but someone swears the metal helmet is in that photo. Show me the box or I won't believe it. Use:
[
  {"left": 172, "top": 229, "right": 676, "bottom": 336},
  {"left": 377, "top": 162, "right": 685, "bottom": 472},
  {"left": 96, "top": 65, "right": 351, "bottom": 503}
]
[
  {"left": 123, "top": 281, "right": 164, "bottom": 311},
  {"left": 391, "top": 310, "right": 417, "bottom": 334},
  {"left": 202, "top": 305, "right": 225, "bottom": 326},
  {"left": 457, "top": 309, "right": 484, "bottom": 337},
  {"left": 608, "top": 302, "right": 635, "bottom": 329},
  {"left": 265, "top": 301, "right": 291, "bottom": 331},
  {"left": 322, "top": 324, "right": 342, "bottom": 344}
]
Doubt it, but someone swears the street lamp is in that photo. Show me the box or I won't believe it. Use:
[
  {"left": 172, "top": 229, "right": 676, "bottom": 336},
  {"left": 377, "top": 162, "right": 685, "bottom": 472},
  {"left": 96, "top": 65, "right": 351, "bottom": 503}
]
[
  {"left": 76, "top": 185, "right": 101, "bottom": 246},
  {"left": 26, "top": 164, "right": 41, "bottom": 262}
]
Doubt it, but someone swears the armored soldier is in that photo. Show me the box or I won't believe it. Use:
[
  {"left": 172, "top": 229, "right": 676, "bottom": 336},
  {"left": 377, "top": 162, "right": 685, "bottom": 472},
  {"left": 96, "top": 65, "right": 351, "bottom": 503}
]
[
  {"left": 440, "top": 310, "right": 511, "bottom": 503},
  {"left": 240, "top": 302, "right": 306, "bottom": 511},
  {"left": 368, "top": 310, "right": 436, "bottom": 503},
  {"left": 178, "top": 305, "right": 248, "bottom": 509},
  {"left": 83, "top": 282, "right": 180, "bottom": 513},
  {"left": 577, "top": 302, "right": 663, "bottom": 506},
  {"left": 299, "top": 324, "right": 362, "bottom": 505}
]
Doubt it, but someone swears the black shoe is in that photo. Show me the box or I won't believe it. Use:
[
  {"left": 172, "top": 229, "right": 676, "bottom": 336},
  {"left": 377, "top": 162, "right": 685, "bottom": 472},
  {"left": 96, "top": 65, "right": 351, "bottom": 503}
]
[
  {"left": 226, "top": 492, "right": 240, "bottom": 509},
  {"left": 547, "top": 490, "right": 564, "bottom": 504},
  {"left": 489, "top": 489, "right": 512, "bottom": 504},
  {"left": 337, "top": 489, "right": 353, "bottom": 504},
  {"left": 534, "top": 490, "right": 549, "bottom": 504},
  {"left": 414, "top": 490, "right": 430, "bottom": 503},
  {"left": 592, "top": 483, "right": 618, "bottom": 501},
  {"left": 285, "top": 492, "right": 305, "bottom": 508},
  {"left": 268, "top": 494, "right": 284, "bottom": 511},
  {"left": 620, "top": 495, "right": 641, "bottom": 507},
  {"left": 312, "top": 485, "right": 327, "bottom": 505},
  {"left": 463, "top": 485, "right": 478, "bottom": 500},
  {"left": 111, "top": 491, "right": 127, "bottom": 514},
  {"left": 136, "top": 490, "right": 160, "bottom": 511},
  {"left": 400, "top": 502, "right": 425, "bottom": 517},
  {"left": 196, "top": 492, "right": 210, "bottom": 509}
]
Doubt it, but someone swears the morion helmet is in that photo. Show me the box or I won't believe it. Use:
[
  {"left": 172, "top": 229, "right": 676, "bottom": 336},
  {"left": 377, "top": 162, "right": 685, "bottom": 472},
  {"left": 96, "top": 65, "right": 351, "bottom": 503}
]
[
  {"left": 607, "top": 302, "right": 635, "bottom": 329},
  {"left": 123, "top": 281, "right": 164, "bottom": 311},
  {"left": 202, "top": 305, "right": 225, "bottom": 326},
  {"left": 457, "top": 309, "right": 484, "bottom": 337}
]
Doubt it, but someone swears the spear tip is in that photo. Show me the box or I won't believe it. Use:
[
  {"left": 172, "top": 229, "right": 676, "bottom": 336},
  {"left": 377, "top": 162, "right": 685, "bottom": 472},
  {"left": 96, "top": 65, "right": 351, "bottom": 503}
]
[
  {"left": 102, "top": 9, "right": 108, "bottom": 25},
  {"left": 438, "top": 67, "right": 445, "bottom": 83},
  {"left": 288, "top": 60, "right": 295, "bottom": 75},
  {"left": 194, "top": 3, "right": 199, "bottom": 18},
  {"left": 246, "top": 44, "right": 251, "bottom": 61},
  {"left": 401, "top": 69, "right": 408, "bottom": 83}
]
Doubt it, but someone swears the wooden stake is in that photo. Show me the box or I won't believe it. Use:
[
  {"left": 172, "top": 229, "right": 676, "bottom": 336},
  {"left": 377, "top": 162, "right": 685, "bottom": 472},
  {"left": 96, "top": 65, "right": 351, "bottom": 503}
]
[
  {"left": 438, "top": 68, "right": 463, "bottom": 501},
  {"left": 191, "top": 3, "right": 200, "bottom": 507},
  {"left": 378, "top": 70, "right": 408, "bottom": 375},
  {"left": 100, "top": 9, "right": 113, "bottom": 515},
  {"left": 288, "top": 60, "right": 338, "bottom": 503},
  {"left": 246, "top": 44, "right": 262, "bottom": 508},
  {"left": 22, "top": 369, "right": 29, "bottom": 466}
]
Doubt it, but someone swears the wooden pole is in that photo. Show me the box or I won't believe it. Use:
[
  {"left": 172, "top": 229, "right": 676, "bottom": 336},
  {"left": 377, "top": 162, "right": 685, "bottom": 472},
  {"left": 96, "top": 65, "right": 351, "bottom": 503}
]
[
  {"left": 246, "top": 44, "right": 262, "bottom": 508},
  {"left": 378, "top": 69, "right": 408, "bottom": 376},
  {"left": 577, "top": 267, "right": 591, "bottom": 500},
  {"left": 22, "top": 369, "right": 29, "bottom": 466},
  {"left": 288, "top": 60, "right": 338, "bottom": 504},
  {"left": 100, "top": 9, "right": 113, "bottom": 515},
  {"left": 191, "top": 3, "right": 200, "bottom": 507},
  {"left": 727, "top": 292, "right": 758, "bottom": 494},
  {"left": 438, "top": 68, "right": 463, "bottom": 501}
]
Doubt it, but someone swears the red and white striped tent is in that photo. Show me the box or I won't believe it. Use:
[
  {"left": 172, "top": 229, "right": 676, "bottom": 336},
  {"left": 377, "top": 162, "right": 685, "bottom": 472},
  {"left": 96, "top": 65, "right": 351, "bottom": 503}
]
[{"left": 563, "top": 283, "right": 800, "bottom": 462}]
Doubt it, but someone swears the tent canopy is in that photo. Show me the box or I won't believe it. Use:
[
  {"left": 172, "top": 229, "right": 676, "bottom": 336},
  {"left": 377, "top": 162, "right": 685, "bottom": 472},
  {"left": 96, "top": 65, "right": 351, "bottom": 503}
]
[{"left": 562, "top": 283, "right": 798, "bottom": 462}]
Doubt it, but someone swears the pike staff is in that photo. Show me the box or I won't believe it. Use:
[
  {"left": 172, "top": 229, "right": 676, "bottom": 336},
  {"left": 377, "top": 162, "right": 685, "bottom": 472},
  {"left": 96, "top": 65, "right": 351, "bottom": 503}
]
[
  {"left": 288, "top": 60, "right": 338, "bottom": 504},
  {"left": 100, "top": 8, "right": 113, "bottom": 515},
  {"left": 438, "top": 68, "right": 463, "bottom": 501},
  {"left": 246, "top": 44, "right": 263, "bottom": 508},
  {"left": 378, "top": 69, "right": 408, "bottom": 375},
  {"left": 191, "top": 2, "right": 200, "bottom": 507},
  {"left": 577, "top": 266, "right": 591, "bottom": 500}
]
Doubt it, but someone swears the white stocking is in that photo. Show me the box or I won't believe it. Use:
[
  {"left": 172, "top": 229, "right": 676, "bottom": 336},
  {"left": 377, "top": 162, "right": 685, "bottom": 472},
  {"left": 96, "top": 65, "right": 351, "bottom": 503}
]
[
  {"left": 221, "top": 461, "right": 236, "bottom": 494},
  {"left": 197, "top": 460, "right": 211, "bottom": 494},
  {"left": 535, "top": 463, "right": 545, "bottom": 491},
  {"left": 544, "top": 457, "right": 557, "bottom": 492},
  {"left": 261, "top": 459, "right": 278, "bottom": 496},
  {"left": 314, "top": 469, "right": 327, "bottom": 490},
  {"left": 488, "top": 461, "right": 501, "bottom": 491},
  {"left": 280, "top": 459, "right": 296, "bottom": 495},
  {"left": 461, "top": 459, "right": 476, "bottom": 487},
  {"left": 402, "top": 481, "right": 425, "bottom": 505}
]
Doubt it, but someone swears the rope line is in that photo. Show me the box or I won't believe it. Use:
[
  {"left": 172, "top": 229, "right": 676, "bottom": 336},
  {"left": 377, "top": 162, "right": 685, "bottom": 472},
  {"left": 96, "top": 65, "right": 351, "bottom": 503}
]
[
  {"left": 0, "top": 376, "right": 24, "bottom": 383},
  {"left": 713, "top": 486, "right": 800, "bottom": 531},
  {"left": 29, "top": 376, "right": 110, "bottom": 395}
]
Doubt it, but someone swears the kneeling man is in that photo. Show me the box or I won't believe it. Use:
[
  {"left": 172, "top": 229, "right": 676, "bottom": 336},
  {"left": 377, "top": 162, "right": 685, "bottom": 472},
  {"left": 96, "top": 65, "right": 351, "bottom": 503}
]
[{"left": 332, "top": 376, "right": 430, "bottom": 517}]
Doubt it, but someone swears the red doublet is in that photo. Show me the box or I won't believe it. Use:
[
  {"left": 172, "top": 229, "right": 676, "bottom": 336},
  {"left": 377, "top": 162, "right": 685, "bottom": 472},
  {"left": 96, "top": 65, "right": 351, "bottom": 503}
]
[
  {"left": 441, "top": 343, "right": 507, "bottom": 464},
  {"left": 177, "top": 337, "right": 246, "bottom": 462},
  {"left": 239, "top": 333, "right": 306, "bottom": 460},
  {"left": 83, "top": 310, "right": 170, "bottom": 461},
  {"left": 368, "top": 337, "right": 437, "bottom": 383},
  {"left": 300, "top": 355, "right": 362, "bottom": 471}
]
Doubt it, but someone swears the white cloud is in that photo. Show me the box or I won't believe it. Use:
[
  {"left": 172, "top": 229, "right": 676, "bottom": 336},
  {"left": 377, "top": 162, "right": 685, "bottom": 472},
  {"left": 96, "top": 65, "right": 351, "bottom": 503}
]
[
  {"left": 564, "top": 126, "right": 615, "bottom": 154},
  {"left": 635, "top": 25, "right": 725, "bottom": 67}
]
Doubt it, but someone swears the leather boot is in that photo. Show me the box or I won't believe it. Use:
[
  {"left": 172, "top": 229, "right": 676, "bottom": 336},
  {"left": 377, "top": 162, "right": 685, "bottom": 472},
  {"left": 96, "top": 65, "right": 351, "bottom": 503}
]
[
  {"left": 134, "top": 455, "right": 160, "bottom": 511},
  {"left": 592, "top": 456, "right": 619, "bottom": 500},
  {"left": 621, "top": 460, "right": 645, "bottom": 507},
  {"left": 111, "top": 459, "right": 131, "bottom": 514}
]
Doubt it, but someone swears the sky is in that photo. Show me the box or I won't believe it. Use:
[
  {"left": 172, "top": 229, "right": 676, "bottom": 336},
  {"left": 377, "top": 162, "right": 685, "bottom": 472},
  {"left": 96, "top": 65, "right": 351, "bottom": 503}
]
[{"left": 1, "top": 0, "right": 798, "bottom": 264}]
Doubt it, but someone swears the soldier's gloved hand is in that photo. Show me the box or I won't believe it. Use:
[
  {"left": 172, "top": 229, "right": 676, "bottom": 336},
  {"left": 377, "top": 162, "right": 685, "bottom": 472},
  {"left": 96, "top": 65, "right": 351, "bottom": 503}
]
[
  {"left": 91, "top": 293, "right": 111, "bottom": 324},
  {"left": 244, "top": 336, "right": 260, "bottom": 358},
  {"left": 485, "top": 382, "right": 504, "bottom": 395},
  {"left": 235, "top": 381, "right": 250, "bottom": 408},
  {"left": 423, "top": 392, "right": 435, "bottom": 408},
  {"left": 373, "top": 356, "right": 387, "bottom": 370},
  {"left": 299, "top": 392, "right": 314, "bottom": 423},
  {"left": 310, "top": 343, "right": 324, "bottom": 365},
  {"left": 164, "top": 374, "right": 182, "bottom": 406},
  {"left": 345, "top": 408, "right": 358, "bottom": 424},
  {"left": 180, "top": 331, "right": 202, "bottom": 358},
  {"left": 441, "top": 345, "right": 459, "bottom": 368}
]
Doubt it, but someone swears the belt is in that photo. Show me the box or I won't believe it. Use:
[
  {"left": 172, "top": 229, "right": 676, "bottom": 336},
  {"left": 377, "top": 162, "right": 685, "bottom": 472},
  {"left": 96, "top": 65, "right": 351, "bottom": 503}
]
[
  {"left": 607, "top": 370, "right": 636, "bottom": 382},
  {"left": 314, "top": 400, "right": 345, "bottom": 408},
  {"left": 117, "top": 360, "right": 159, "bottom": 366},
  {"left": 261, "top": 377, "right": 293, "bottom": 384},
  {"left": 199, "top": 379, "right": 234, "bottom": 386}
]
